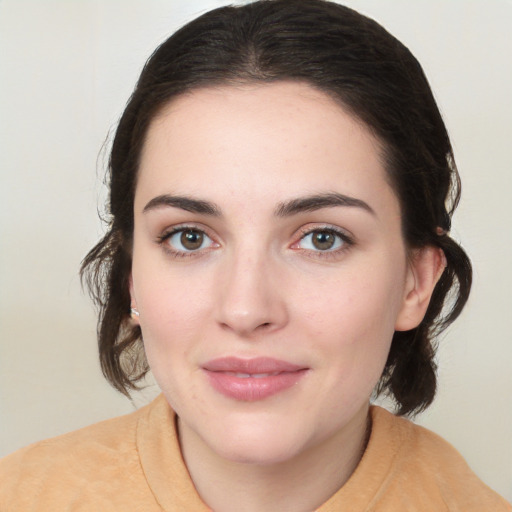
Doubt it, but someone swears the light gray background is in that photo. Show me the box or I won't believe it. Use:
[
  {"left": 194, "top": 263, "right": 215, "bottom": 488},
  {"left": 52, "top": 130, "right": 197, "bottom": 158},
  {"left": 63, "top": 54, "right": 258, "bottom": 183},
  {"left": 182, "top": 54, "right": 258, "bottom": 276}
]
[{"left": 1, "top": 0, "right": 511, "bottom": 501}]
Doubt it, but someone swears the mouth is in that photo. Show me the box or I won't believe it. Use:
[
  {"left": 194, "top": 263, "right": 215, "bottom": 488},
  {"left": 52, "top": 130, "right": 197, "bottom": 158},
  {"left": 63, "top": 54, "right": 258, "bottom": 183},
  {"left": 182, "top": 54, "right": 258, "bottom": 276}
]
[
  {"left": 222, "top": 372, "right": 285, "bottom": 378},
  {"left": 202, "top": 357, "right": 309, "bottom": 401}
]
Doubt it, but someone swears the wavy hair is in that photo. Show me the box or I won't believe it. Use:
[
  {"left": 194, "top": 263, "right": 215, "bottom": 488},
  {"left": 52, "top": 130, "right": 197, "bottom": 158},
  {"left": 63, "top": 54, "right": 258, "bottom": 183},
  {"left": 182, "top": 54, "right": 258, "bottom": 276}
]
[{"left": 81, "top": 0, "right": 472, "bottom": 416}]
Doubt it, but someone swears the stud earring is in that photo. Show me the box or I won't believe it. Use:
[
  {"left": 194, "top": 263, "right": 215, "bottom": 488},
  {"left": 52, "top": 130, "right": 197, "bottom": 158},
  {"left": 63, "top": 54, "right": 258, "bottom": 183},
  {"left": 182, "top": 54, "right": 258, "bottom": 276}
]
[{"left": 130, "top": 307, "right": 140, "bottom": 318}]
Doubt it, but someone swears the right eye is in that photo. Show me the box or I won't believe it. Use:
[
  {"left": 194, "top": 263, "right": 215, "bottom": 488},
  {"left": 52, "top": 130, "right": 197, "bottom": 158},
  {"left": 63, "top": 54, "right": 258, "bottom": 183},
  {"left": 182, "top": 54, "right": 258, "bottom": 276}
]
[{"left": 163, "top": 228, "right": 215, "bottom": 254}]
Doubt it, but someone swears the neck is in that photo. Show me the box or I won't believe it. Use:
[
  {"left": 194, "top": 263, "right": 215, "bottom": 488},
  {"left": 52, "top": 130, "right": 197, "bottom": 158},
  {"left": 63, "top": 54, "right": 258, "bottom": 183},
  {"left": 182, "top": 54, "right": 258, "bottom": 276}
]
[{"left": 178, "top": 404, "right": 371, "bottom": 512}]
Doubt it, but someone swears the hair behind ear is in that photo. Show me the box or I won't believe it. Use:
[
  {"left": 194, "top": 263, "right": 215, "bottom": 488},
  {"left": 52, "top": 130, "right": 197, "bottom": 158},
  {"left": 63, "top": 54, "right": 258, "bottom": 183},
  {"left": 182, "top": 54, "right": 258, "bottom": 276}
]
[
  {"left": 81, "top": 231, "right": 148, "bottom": 396},
  {"left": 426, "top": 236, "right": 472, "bottom": 333},
  {"left": 378, "top": 236, "right": 472, "bottom": 416}
]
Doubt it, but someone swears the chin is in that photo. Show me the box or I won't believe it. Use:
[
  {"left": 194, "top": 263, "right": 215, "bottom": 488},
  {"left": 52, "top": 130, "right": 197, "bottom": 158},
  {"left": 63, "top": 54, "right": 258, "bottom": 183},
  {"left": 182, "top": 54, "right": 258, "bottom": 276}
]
[
  {"left": 214, "top": 435, "right": 305, "bottom": 466},
  {"left": 202, "top": 414, "right": 315, "bottom": 466}
]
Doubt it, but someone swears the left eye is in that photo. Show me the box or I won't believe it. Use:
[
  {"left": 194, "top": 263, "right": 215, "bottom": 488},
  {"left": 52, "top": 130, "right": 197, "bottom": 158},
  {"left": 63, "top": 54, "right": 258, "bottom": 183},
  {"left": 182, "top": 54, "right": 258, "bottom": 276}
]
[
  {"left": 166, "top": 229, "right": 214, "bottom": 252},
  {"left": 298, "top": 230, "right": 345, "bottom": 251}
]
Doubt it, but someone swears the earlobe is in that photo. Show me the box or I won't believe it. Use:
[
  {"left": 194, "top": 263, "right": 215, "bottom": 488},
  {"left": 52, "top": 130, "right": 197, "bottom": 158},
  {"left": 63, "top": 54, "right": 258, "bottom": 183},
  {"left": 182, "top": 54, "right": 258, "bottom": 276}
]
[{"left": 395, "top": 246, "right": 446, "bottom": 331}]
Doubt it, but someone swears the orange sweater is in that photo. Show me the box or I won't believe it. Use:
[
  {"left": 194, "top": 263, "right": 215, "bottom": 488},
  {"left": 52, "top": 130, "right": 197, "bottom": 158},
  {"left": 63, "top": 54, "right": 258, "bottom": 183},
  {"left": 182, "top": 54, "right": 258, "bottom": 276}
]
[{"left": 1, "top": 394, "right": 509, "bottom": 511}]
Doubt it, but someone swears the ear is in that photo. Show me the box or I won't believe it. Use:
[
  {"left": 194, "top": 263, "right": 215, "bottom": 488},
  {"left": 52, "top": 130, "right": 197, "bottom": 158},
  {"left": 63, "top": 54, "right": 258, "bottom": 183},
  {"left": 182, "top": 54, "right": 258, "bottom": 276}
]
[
  {"left": 129, "top": 273, "right": 140, "bottom": 326},
  {"left": 395, "top": 246, "right": 446, "bottom": 331}
]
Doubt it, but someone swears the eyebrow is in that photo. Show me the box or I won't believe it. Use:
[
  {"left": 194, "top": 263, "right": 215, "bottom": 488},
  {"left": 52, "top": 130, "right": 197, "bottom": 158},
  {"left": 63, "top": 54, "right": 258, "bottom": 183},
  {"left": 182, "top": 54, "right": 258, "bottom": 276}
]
[
  {"left": 143, "top": 194, "right": 222, "bottom": 216},
  {"left": 142, "top": 191, "right": 375, "bottom": 217},
  {"left": 274, "top": 192, "right": 375, "bottom": 217}
]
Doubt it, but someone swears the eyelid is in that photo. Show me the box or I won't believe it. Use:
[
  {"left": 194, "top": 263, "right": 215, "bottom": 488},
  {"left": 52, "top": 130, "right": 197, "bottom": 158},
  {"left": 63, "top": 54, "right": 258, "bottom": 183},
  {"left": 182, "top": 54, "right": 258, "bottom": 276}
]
[
  {"left": 293, "top": 223, "right": 354, "bottom": 242},
  {"left": 290, "top": 223, "right": 355, "bottom": 254},
  {"left": 155, "top": 222, "right": 354, "bottom": 259},
  {"left": 157, "top": 223, "right": 220, "bottom": 257}
]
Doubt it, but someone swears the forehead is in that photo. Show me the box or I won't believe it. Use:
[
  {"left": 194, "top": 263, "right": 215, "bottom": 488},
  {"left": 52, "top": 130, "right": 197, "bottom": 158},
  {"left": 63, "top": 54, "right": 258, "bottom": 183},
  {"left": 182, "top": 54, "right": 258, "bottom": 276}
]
[{"left": 136, "top": 82, "right": 396, "bottom": 217}]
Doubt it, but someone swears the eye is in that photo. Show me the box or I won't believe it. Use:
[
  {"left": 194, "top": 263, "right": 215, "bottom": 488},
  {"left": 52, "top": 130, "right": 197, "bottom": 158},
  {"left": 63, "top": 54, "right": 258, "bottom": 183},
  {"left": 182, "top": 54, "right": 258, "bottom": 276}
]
[
  {"left": 297, "top": 229, "right": 346, "bottom": 251},
  {"left": 165, "top": 228, "right": 215, "bottom": 253}
]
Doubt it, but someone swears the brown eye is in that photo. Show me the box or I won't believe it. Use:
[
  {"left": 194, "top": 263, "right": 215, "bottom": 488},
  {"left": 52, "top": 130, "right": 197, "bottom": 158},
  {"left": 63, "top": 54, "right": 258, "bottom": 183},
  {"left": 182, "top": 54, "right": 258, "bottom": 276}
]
[
  {"left": 311, "top": 231, "right": 336, "bottom": 250},
  {"left": 165, "top": 228, "right": 214, "bottom": 253},
  {"left": 181, "top": 230, "right": 204, "bottom": 250},
  {"left": 297, "top": 229, "right": 346, "bottom": 252}
]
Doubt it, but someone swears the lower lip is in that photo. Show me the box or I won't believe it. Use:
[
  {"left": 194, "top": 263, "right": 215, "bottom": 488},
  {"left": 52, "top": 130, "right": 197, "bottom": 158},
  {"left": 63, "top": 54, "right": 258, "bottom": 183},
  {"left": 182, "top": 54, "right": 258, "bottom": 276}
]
[{"left": 204, "top": 369, "right": 308, "bottom": 401}]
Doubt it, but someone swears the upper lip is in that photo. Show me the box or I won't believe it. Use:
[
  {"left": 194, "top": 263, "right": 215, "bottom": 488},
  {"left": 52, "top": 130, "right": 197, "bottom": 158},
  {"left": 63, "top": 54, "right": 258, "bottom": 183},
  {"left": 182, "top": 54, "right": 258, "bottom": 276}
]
[{"left": 202, "top": 357, "right": 306, "bottom": 374}]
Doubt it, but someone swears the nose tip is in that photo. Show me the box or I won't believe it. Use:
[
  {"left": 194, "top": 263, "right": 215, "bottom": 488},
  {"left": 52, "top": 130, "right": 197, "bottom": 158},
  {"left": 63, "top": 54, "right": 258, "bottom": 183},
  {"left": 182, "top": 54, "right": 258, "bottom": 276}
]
[
  {"left": 215, "top": 258, "right": 288, "bottom": 338},
  {"left": 218, "top": 310, "right": 276, "bottom": 337}
]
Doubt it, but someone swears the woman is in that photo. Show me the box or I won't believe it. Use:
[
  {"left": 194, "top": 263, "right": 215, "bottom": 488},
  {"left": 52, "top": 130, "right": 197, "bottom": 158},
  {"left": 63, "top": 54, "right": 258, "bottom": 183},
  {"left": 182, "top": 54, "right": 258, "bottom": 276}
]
[{"left": 1, "top": 0, "right": 510, "bottom": 510}]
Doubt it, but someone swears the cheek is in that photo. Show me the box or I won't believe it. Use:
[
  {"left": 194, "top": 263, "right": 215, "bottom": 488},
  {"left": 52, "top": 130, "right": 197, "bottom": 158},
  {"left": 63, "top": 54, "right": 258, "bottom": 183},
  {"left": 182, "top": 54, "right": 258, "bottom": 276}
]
[
  {"left": 296, "top": 265, "right": 404, "bottom": 342},
  {"left": 293, "top": 261, "right": 406, "bottom": 390},
  {"left": 138, "top": 280, "right": 210, "bottom": 343},
  {"left": 133, "top": 263, "right": 229, "bottom": 418},
  {"left": 134, "top": 271, "right": 213, "bottom": 411},
  {"left": 131, "top": 257, "right": 213, "bottom": 363}
]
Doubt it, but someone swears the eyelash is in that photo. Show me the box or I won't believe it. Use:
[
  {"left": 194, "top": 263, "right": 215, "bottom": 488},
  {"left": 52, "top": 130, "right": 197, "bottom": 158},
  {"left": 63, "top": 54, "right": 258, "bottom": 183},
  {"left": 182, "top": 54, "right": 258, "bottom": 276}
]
[
  {"left": 157, "top": 225, "right": 218, "bottom": 259},
  {"left": 292, "top": 225, "right": 354, "bottom": 259},
  {"left": 156, "top": 224, "right": 354, "bottom": 260}
]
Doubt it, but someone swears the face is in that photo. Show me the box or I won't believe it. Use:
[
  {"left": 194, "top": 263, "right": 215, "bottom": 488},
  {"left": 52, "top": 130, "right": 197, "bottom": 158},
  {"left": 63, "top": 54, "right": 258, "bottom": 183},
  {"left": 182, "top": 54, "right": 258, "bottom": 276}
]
[{"left": 131, "top": 82, "right": 424, "bottom": 466}]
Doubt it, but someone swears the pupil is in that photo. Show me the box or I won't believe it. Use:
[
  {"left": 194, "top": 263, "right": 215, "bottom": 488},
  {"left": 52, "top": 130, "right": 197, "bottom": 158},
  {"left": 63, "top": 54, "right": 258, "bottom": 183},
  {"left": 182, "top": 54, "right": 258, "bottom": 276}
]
[
  {"left": 181, "top": 230, "right": 203, "bottom": 250},
  {"left": 313, "top": 231, "right": 334, "bottom": 250}
]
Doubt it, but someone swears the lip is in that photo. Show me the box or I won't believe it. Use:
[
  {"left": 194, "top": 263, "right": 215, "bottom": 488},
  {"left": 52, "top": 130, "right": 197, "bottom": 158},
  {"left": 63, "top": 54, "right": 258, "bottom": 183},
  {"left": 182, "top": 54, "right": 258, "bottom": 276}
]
[{"left": 202, "top": 357, "right": 309, "bottom": 402}]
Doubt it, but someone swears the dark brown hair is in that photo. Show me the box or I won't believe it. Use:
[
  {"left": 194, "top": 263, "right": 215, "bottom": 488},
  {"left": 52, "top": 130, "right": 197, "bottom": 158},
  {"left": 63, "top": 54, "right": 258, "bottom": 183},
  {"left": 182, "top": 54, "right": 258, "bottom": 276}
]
[{"left": 81, "top": 0, "right": 472, "bottom": 416}]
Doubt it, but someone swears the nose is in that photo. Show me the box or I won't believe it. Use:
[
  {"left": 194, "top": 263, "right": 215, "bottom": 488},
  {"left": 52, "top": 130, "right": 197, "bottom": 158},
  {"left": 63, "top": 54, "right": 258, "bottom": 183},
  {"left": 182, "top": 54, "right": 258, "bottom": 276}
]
[{"left": 214, "top": 250, "right": 289, "bottom": 338}]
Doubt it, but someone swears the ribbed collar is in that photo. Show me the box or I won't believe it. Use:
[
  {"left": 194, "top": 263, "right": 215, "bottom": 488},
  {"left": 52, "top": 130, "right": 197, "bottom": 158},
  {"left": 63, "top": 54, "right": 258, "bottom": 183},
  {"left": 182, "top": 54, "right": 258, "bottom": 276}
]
[
  {"left": 137, "top": 394, "right": 211, "bottom": 511},
  {"left": 316, "top": 406, "right": 402, "bottom": 511},
  {"left": 137, "top": 394, "right": 400, "bottom": 511}
]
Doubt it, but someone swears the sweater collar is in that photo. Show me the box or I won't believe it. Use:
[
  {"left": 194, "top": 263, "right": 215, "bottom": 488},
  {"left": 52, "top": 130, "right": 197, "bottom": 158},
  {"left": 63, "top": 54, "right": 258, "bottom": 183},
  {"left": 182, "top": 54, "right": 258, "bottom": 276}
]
[
  {"left": 137, "top": 394, "right": 399, "bottom": 511},
  {"left": 137, "top": 394, "right": 211, "bottom": 511}
]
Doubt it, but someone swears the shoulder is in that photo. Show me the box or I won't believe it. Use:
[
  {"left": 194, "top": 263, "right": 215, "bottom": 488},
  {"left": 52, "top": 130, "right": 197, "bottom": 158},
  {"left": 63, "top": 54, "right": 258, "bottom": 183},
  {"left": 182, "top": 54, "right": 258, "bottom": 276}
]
[
  {"left": 371, "top": 406, "right": 511, "bottom": 511},
  {"left": 0, "top": 400, "right": 153, "bottom": 510},
  {"left": 0, "top": 402, "right": 143, "bottom": 468}
]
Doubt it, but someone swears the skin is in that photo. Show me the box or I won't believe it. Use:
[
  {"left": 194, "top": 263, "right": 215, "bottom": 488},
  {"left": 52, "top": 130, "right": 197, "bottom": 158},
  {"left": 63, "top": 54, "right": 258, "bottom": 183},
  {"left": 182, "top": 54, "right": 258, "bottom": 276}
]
[{"left": 130, "top": 82, "right": 443, "bottom": 512}]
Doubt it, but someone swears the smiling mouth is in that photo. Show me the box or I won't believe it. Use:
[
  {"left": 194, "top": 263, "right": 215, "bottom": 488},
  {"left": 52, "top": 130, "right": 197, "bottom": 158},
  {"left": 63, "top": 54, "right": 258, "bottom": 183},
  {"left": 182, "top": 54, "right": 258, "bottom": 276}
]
[
  {"left": 225, "top": 371, "right": 284, "bottom": 378},
  {"left": 202, "top": 357, "right": 309, "bottom": 401}
]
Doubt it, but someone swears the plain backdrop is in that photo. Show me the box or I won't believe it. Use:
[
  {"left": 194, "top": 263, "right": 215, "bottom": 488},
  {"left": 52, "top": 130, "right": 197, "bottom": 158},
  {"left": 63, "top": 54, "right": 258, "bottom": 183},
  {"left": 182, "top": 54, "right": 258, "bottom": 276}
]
[{"left": 1, "top": 0, "right": 511, "bottom": 501}]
